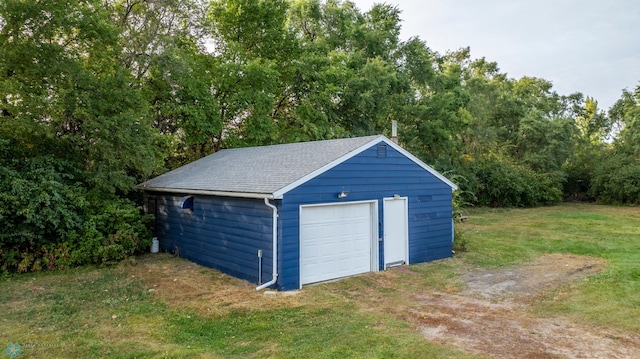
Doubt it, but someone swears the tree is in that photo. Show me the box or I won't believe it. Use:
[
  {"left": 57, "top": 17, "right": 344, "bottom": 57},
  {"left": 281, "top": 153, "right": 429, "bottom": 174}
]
[
  {"left": 609, "top": 86, "right": 640, "bottom": 155},
  {"left": 0, "top": 0, "right": 158, "bottom": 271},
  {"left": 590, "top": 85, "right": 640, "bottom": 203},
  {"left": 514, "top": 111, "right": 574, "bottom": 177},
  {"left": 561, "top": 94, "right": 608, "bottom": 200},
  {"left": 575, "top": 96, "right": 610, "bottom": 143},
  {"left": 448, "top": 50, "right": 582, "bottom": 206},
  {"left": 104, "top": 0, "right": 208, "bottom": 81},
  {"left": 0, "top": 0, "right": 160, "bottom": 193}
]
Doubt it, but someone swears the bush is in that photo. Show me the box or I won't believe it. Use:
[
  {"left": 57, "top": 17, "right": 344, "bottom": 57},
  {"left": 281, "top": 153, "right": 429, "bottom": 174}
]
[
  {"left": 71, "top": 200, "right": 152, "bottom": 266},
  {"left": 1, "top": 198, "right": 151, "bottom": 273},
  {"left": 461, "top": 157, "right": 563, "bottom": 207},
  {"left": 452, "top": 225, "right": 469, "bottom": 253},
  {"left": 590, "top": 152, "right": 640, "bottom": 204},
  {"left": 0, "top": 156, "right": 152, "bottom": 272},
  {"left": 0, "top": 156, "right": 87, "bottom": 249}
]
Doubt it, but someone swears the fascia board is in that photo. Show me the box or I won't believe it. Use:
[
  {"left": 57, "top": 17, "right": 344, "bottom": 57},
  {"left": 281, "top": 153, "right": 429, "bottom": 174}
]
[{"left": 137, "top": 186, "right": 274, "bottom": 199}]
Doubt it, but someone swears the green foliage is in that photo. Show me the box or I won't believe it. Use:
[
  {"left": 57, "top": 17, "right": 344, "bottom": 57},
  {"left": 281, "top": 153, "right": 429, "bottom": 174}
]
[
  {"left": 590, "top": 85, "right": 640, "bottom": 204},
  {"left": 610, "top": 86, "right": 640, "bottom": 156},
  {"left": 463, "top": 156, "right": 563, "bottom": 207},
  {"left": 452, "top": 226, "right": 469, "bottom": 253},
  {"left": 563, "top": 146, "right": 599, "bottom": 201},
  {"left": 0, "top": 0, "right": 158, "bottom": 272},
  {"left": 0, "top": 194, "right": 151, "bottom": 273},
  {"left": 0, "top": 156, "right": 85, "bottom": 248},
  {"left": 515, "top": 111, "right": 575, "bottom": 176},
  {"left": 0, "top": 0, "right": 161, "bottom": 188},
  {"left": 71, "top": 200, "right": 152, "bottom": 266},
  {"left": 590, "top": 151, "right": 640, "bottom": 204},
  {"left": 105, "top": 0, "right": 206, "bottom": 80},
  {"left": 209, "top": 0, "right": 294, "bottom": 60}
]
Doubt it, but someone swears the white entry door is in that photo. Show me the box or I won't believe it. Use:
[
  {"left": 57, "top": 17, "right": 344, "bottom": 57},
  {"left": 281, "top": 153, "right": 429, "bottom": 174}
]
[
  {"left": 383, "top": 197, "right": 408, "bottom": 267},
  {"left": 300, "top": 202, "right": 376, "bottom": 285}
]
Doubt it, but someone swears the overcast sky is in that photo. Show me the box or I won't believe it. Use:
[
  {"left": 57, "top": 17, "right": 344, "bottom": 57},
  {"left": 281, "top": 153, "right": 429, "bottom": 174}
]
[{"left": 351, "top": 0, "right": 640, "bottom": 111}]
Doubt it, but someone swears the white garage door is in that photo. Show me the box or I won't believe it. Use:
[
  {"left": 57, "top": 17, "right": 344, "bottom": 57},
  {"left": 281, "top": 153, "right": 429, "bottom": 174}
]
[{"left": 300, "top": 202, "right": 375, "bottom": 285}]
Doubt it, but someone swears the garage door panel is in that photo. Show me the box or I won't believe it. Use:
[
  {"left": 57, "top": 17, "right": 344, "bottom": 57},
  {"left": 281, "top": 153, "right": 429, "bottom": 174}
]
[{"left": 300, "top": 202, "right": 373, "bottom": 285}]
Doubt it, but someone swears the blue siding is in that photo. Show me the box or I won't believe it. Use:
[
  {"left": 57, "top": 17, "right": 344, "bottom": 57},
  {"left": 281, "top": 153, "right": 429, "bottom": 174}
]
[
  {"left": 152, "top": 194, "right": 277, "bottom": 286},
  {"left": 279, "top": 142, "right": 453, "bottom": 290},
  {"left": 148, "top": 141, "right": 453, "bottom": 292}
]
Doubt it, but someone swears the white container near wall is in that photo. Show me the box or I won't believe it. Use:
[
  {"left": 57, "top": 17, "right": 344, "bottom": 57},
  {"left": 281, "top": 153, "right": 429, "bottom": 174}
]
[{"left": 151, "top": 237, "right": 159, "bottom": 253}]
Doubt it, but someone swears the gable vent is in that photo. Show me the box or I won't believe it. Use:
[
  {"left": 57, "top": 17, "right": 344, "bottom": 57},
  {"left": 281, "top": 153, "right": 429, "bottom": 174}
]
[
  {"left": 377, "top": 144, "right": 387, "bottom": 158},
  {"left": 179, "top": 195, "right": 194, "bottom": 210}
]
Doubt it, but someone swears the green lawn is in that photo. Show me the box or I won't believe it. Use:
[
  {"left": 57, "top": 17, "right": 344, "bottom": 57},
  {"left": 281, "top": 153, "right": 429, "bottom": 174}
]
[
  {"left": 1, "top": 203, "right": 638, "bottom": 358},
  {"left": 459, "top": 203, "right": 640, "bottom": 331}
]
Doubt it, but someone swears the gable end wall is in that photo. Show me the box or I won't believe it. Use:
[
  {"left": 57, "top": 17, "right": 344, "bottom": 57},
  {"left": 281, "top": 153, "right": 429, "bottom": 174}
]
[{"left": 278, "top": 142, "right": 453, "bottom": 290}]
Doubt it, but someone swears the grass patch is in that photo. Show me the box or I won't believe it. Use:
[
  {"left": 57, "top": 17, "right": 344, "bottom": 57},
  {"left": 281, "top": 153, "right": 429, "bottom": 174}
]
[
  {"left": 165, "top": 305, "right": 463, "bottom": 358},
  {"left": 459, "top": 203, "right": 640, "bottom": 331},
  {"left": 0, "top": 266, "right": 177, "bottom": 358},
  {"left": 1, "top": 203, "right": 638, "bottom": 357},
  {"left": 0, "top": 257, "right": 473, "bottom": 358}
]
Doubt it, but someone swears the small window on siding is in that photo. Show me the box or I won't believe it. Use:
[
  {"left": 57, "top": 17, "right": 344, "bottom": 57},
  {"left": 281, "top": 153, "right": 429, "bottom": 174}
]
[
  {"left": 377, "top": 144, "right": 387, "bottom": 158},
  {"left": 179, "top": 195, "right": 194, "bottom": 210}
]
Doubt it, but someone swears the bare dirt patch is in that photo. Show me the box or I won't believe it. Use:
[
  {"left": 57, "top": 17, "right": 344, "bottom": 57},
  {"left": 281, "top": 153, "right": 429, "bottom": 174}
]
[
  {"left": 120, "top": 254, "right": 304, "bottom": 316},
  {"left": 414, "top": 254, "right": 640, "bottom": 358},
  {"left": 459, "top": 253, "right": 605, "bottom": 300}
]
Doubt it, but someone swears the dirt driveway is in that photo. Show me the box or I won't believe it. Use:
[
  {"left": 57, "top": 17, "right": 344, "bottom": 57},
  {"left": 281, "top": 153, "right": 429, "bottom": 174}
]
[{"left": 411, "top": 254, "right": 640, "bottom": 358}]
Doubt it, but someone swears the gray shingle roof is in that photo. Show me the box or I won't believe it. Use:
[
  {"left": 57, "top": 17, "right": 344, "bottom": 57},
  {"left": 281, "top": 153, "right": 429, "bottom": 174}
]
[{"left": 139, "top": 135, "right": 384, "bottom": 197}]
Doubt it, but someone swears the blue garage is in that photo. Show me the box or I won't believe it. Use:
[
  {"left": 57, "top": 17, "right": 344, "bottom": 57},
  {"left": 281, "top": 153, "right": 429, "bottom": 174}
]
[{"left": 139, "top": 135, "right": 457, "bottom": 291}]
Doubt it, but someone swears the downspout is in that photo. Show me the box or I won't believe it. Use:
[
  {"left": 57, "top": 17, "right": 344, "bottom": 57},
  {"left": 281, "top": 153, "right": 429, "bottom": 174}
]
[{"left": 257, "top": 198, "right": 278, "bottom": 290}]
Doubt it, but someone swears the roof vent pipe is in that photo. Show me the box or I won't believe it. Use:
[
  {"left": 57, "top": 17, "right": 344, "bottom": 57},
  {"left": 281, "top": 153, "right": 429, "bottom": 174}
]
[
  {"left": 391, "top": 120, "right": 398, "bottom": 144},
  {"left": 257, "top": 198, "right": 278, "bottom": 290}
]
